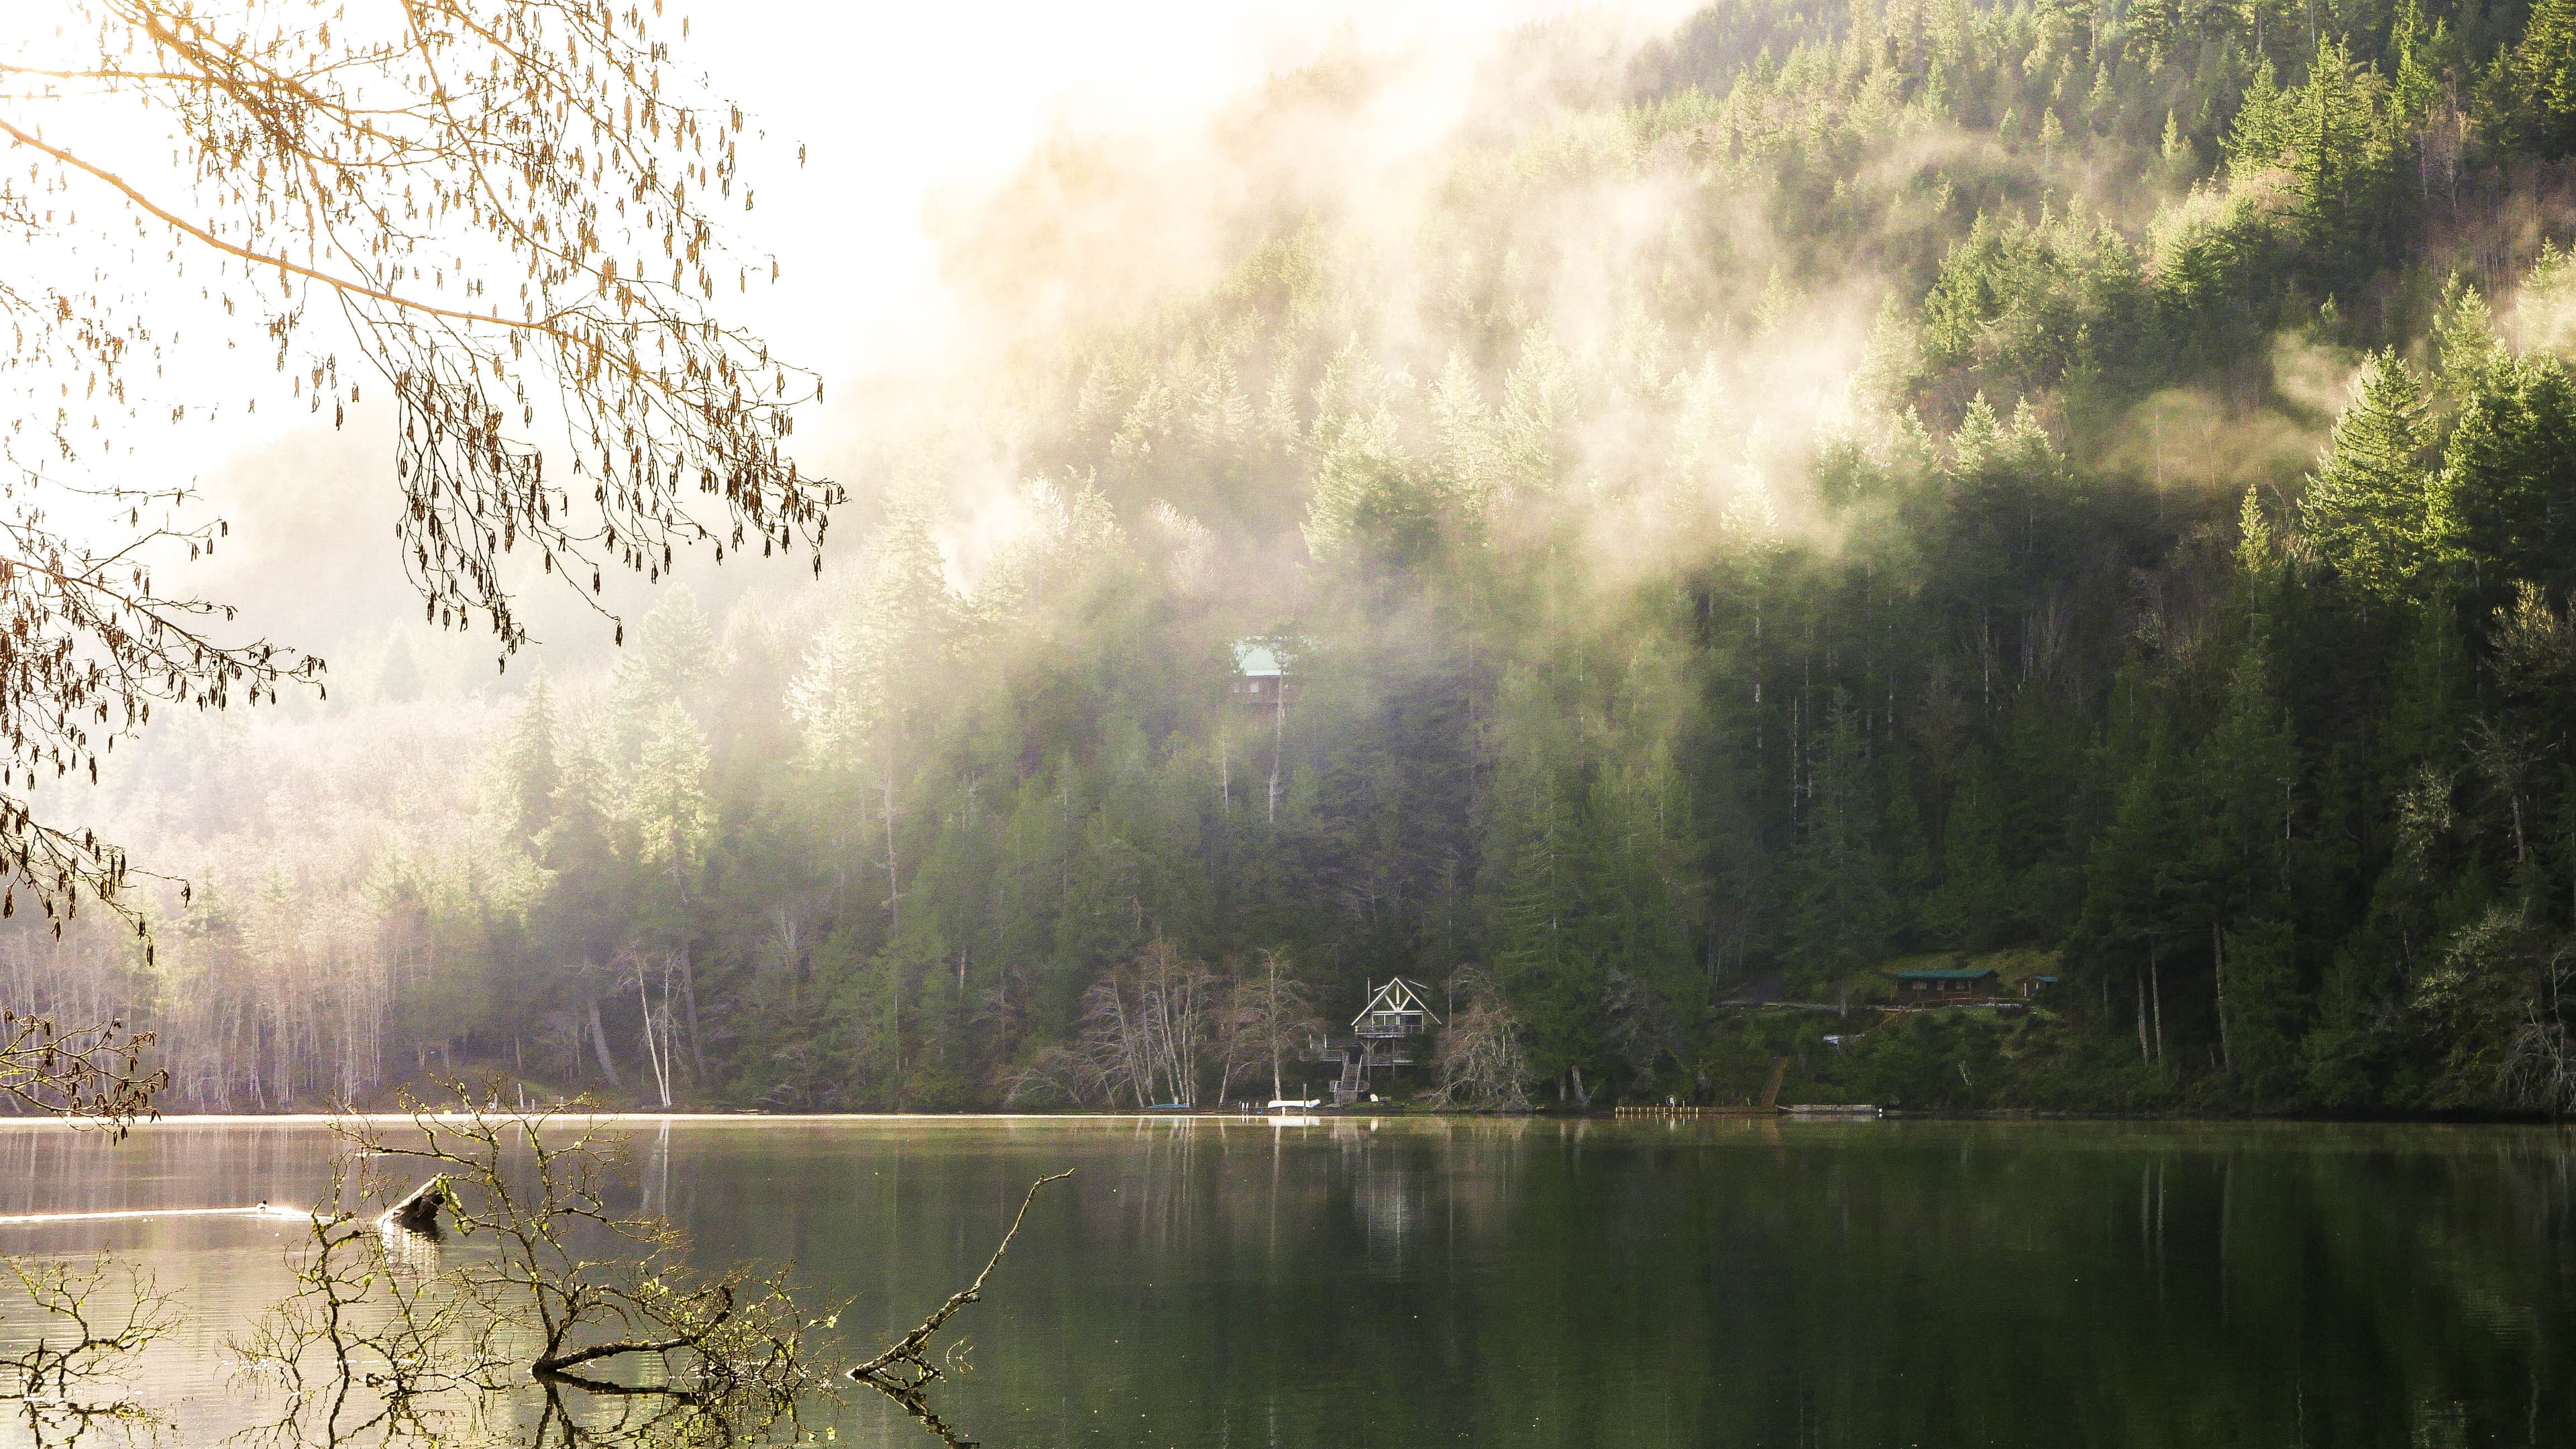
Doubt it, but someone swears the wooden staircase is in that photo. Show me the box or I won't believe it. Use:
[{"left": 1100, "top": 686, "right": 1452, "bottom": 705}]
[{"left": 1330, "top": 1051, "right": 1364, "bottom": 1107}]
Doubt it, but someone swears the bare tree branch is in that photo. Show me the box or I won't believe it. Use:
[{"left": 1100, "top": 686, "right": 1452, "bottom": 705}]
[
  {"left": 849, "top": 1170, "right": 1073, "bottom": 1392},
  {"left": 0, "top": 0, "right": 837, "bottom": 933}
]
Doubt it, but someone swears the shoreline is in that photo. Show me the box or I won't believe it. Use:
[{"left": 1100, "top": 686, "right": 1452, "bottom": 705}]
[{"left": 3, "top": 1108, "right": 2571, "bottom": 1128}]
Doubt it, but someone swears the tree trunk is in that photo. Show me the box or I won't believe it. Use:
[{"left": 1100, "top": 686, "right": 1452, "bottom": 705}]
[
  {"left": 639, "top": 967, "right": 674, "bottom": 1108},
  {"left": 679, "top": 945, "right": 706, "bottom": 1079},
  {"left": 380, "top": 1176, "right": 449, "bottom": 1235},
  {"left": 2137, "top": 972, "right": 2151, "bottom": 1069},
  {"left": 1262, "top": 686, "right": 1283, "bottom": 824},
  {"left": 882, "top": 761, "right": 902, "bottom": 930},
  {"left": 2212, "top": 922, "right": 2232, "bottom": 1075},
  {"left": 2150, "top": 957, "right": 2166, "bottom": 1067},
  {"left": 587, "top": 996, "right": 622, "bottom": 1085}
]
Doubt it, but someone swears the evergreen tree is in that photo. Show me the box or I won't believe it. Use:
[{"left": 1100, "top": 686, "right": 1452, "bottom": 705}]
[
  {"left": 502, "top": 674, "right": 562, "bottom": 847},
  {"left": 2512, "top": 0, "right": 2576, "bottom": 153},
  {"left": 1781, "top": 694, "right": 1896, "bottom": 1004},
  {"left": 2302, "top": 351, "right": 2441, "bottom": 602},
  {"left": 2436, "top": 352, "right": 2576, "bottom": 606}
]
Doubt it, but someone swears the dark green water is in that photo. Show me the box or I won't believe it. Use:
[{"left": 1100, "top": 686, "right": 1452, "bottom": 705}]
[{"left": 5, "top": 1115, "right": 2575, "bottom": 1447}]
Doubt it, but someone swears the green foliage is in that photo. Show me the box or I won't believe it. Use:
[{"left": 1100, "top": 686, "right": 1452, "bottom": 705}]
[
  {"left": 60, "top": 0, "right": 2576, "bottom": 1119},
  {"left": 2506, "top": 0, "right": 2576, "bottom": 152},
  {"left": 2436, "top": 352, "right": 2576, "bottom": 605},
  {"left": 1918, "top": 206, "right": 2149, "bottom": 401},
  {"left": 1780, "top": 694, "right": 1897, "bottom": 999},
  {"left": 2302, "top": 350, "right": 2441, "bottom": 600}
]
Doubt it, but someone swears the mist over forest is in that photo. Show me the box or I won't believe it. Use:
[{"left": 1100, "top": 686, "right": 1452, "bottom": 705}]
[{"left": 21, "top": 0, "right": 2576, "bottom": 1117}]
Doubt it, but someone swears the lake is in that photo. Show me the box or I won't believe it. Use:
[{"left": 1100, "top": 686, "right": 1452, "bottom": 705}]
[{"left": 3, "top": 1114, "right": 2574, "bottom": 1446}]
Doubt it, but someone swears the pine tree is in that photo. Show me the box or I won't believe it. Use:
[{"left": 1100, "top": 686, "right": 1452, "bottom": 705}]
[
  {"left": 2196, "top": 628, "right": 2308, "bottom": 1096},
  {"left": 2391, "top": 0, "right": 2438, "bottom": 127},
  {"left": 631, "top": 702, "right": 714, "bottom": 883},
  {"left": 612, "top": 590, "right": 714, "bottom": 753},
  {"left": 2435, "top": 351, "right": 2576, "bottom": 603},
  {"left": 2302, "top": 350, "right": 2441, "bottom": 600},
  {"left": 2288, "top": 40, "right": 2387, "bottom": 268},
  {"left": 503, "top": 674, "right": 562, "bottom": 847},
  {"left": 1781, "top": 693, "right": 1896, "bottom": 1002},
  {"left": 2514, "top": 0, "right": 2576, "bottom": 153}
]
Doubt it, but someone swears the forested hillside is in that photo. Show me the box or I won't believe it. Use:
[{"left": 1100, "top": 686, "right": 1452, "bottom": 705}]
[{"left": 19, "top": 0, "right": 2576, "bottom": 1115}]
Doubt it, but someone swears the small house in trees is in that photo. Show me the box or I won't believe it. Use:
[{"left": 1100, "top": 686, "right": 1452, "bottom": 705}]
[
  {"left": 2019, "top": 974, "right": 2059, "bottom": 1000},
  {"left": 1354, "top": 977, "right": 1439, "bottom": 1043},
  {"left": 1230, "top": 639, "right": 1295, "bottom": 713},
  {"left": 1312, "top": 979, "right": 1442, "bottom": 1106},
  {"left": 1894, "top": 966, "right": 1999, "bottom": 1002}
]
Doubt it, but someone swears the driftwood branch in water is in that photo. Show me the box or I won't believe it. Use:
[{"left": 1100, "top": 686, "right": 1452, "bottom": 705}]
[
  {"left": 531, "top": 1285, "right": 733, "bottom": 1376},
  {"left": 231, "top": 1080, "right": 847, "bottom": 1444},
  {"left": 378, "top": 1175, "right": 449, "bottom": 1235},
  {"left": 871, "top": 1379, "right": 978, "bottom": 1447},
  {"left": 850, "top": 1170, "right": 1073, "bottom": 1390}
]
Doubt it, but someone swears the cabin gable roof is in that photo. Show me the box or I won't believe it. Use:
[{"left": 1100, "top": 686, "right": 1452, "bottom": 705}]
[
  {"left": 1894, "top": 967, "right": 2000, "bottom": 983},
  {"left": 1351, "top": 977, "right": 1442, "bottom": 1031},
  {"left": 1232, "top": 640, "right": 1287, "bottom": 678}
]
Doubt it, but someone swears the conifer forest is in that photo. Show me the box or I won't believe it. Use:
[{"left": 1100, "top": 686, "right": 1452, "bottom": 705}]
[{"left": 24, "top": 0, "right": 2576, "bottom": 1120}]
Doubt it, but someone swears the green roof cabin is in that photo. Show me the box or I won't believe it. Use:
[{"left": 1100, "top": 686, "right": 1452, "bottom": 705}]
[
  {"left": 1894, "top": 966, "right": 1999, "bottom": 1002},
  {"left": 1231, "top": 639, "right": 1296, "bottom": 713}
]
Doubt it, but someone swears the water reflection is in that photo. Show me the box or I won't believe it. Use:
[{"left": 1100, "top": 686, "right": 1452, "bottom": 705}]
[{"left": 4, "top": 1118, "right": 2576, "bottom": 1446}]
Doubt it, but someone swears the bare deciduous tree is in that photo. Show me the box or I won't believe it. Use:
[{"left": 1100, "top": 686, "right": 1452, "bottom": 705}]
[
  {"left": 1014, "top": 939, "right": 1220, "bottom": 1109},
  {"left": 219, "top": 1082, "right": 1067, "bottom": 1446},
  {"left": 0, "top": 0, "right": 833, "bottom": 934},
  {"left": 2502, "top": 941, "right": 2576, "bottom": 1117},
  {"left": 1220, "top": 947, "right": 1318, "bottom": 1105},
  {"left": 1428, "top": 968, "right": 1533, "bottom": 1112},
  {"left": 0, "top": 1008, "right": 162, "bottom": 1135},
  {"left": 231, "top": 1081, "right": 844, "bottom": 1446},
  {"left": 1, "top": 1252, "right": 176, "bottom": 1444}
]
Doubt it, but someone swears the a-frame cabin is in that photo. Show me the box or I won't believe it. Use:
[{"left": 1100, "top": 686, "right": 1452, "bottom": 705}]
[
  {"left": 1352, "top": 978, "right": 1441, "bottom": 1041},
  {"left": 1312, "top": 979, "right": 1437, "bottom": 1106}
]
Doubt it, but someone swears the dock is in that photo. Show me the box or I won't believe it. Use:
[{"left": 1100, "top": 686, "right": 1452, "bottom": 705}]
[{"left": 1613, "top": 1104, "right": 1777, "bottom": 1118}]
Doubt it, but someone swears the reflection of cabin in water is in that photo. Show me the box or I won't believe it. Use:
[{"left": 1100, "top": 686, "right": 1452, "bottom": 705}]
[
  {"left": 1230, "top": 639, "right": 1296, "bottom": 713},
  {"left": 1311, "top": 979, "right": 1440, "bottom": 1107},
  {"left": 1894, "top": 966, "right": 1999, "bottom": 1002}
]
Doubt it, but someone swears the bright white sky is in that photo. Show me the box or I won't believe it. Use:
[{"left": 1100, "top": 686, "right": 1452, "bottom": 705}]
[
  {"left": 4, "top": 0, "right": 1703, "bottom": 673},
  {"left": 676, "top": 0, "right": 1700, "bottom": 389}
]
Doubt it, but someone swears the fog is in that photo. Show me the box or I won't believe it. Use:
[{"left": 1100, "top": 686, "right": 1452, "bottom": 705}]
[{"left": 15, "top": 0, "right": 2569, "bottom": 1123}]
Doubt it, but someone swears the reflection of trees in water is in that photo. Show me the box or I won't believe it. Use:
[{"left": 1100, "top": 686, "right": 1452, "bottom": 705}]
[
  {"left": 0, "top": 1254, "right": 174, "bottom": 1448},
  {"left": 23, "top": 1120, "right": 2576, "bottom": 1446},
  {"left": 2312, "top": 1128, "right": 2575, "bottom": 1426},
  {"left": 1716, "top": 1125, "right": 2576, "bottom": 1446},
  {"left": 1112, "top": 1118, "right": 1204, "bottom": 1248},
  {"left": 1059, "top": 1121, "right": 2576, "bottom": 1447},
  {"left": 0, "top": 1118, "right": 337, "bottom": 1220}
]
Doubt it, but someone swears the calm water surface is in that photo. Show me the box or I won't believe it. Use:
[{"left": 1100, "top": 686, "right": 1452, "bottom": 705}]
[{"left": 4, "top": 1115, "right": 2575, "bottom": 1447}]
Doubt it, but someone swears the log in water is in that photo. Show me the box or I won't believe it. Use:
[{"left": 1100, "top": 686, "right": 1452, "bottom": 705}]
[{"left": 3, "top": 1115, "right": 2573, "bottom": 1448}]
